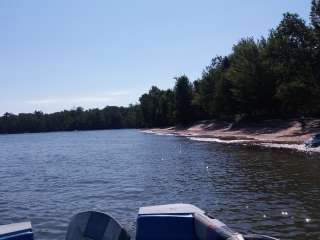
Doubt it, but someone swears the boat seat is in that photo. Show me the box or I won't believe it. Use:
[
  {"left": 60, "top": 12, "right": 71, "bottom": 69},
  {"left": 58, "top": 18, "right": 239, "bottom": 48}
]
[
  {"left": 194, "top": 213, "right": 244, "bottom": 240},
  {"left": 0, "top": 222, "right": 33, "bottom": 240},
  {"left": 66, "top": 211, "right": 130, "bottom": 240},
  {"left": 136, "top": 204, "right": 277, "bottom": 240},
  {"left": 136, "top": 214, "right": 195, "bottom": 240}
]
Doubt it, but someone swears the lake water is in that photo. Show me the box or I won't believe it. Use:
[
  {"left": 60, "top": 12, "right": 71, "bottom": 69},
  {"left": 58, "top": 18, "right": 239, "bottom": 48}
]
[{"left": 0, "top": 130, "right": 319, "bottom": 240}]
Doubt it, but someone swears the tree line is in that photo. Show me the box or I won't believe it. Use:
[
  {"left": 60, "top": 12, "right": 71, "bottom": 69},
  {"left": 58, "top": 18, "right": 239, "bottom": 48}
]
[
  {"left": 0, "top": 106, "right": 143, "bottom": 133},
  {"left": 1, "top": 1, "right": 320, "bottom": 134}
]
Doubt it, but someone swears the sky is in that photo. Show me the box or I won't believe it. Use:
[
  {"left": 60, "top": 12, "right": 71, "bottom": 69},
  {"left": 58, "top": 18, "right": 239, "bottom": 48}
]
[{"left": 0, "top": 0, "right": 312, "bottom": 114}]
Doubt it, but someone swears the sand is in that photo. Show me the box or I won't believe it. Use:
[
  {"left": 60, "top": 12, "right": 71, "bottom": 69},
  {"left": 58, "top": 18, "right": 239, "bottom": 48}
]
[{"left": 143, "top": 119, "right": 320, "bottom": 153}]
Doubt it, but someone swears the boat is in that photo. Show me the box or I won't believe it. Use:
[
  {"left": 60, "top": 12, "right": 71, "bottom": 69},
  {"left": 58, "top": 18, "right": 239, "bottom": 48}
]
[
  {"left": 305, "top": 133, "right": 320, "bottom": 148},
  {"left": 0, "top": 203, "right": 278, "bottom": 240}
]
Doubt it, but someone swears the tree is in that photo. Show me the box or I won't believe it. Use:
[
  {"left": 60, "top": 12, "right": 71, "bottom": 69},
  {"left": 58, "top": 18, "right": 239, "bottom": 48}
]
[
  {"left": 139, "top": 86, "right": 162, "bottom": 127},
  {"left": 195, "top": 56, "right": 235, "bottom": 119},
  {"left": 159, "top": 89, "right": 176, "bottom": 126},
  {"left": 192, "top": 79, "right": 208, "bottom": 120},
  {"left": 139, "top": 87, "right": 174, "bottom": 127},
  {"left": 266, "top": 13, "right": 317, "bottom": 116},
  {"left": 227, "top": 38, "right": 275, "bottom": 118},
  {"left": 196, "top": 57, "right": 223, "bottom": 117},
  {"left": 311, "top": 0, "right": 320, "bottom": 33},
  {"left": 174, "top": 75, "right": 193, "bottom": 124},
  {"left": 311, "top": 0, "right": 320, "bottom": 115}
]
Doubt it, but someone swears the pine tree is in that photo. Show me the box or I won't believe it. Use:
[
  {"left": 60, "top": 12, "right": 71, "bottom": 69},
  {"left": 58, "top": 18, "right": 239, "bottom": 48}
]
[{"left": 311, "top": 0, "right": 320, "bottom": 32}]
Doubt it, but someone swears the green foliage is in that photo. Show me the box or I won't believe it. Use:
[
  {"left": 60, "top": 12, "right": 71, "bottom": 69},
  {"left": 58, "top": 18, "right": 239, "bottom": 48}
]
[
  {"left": 194, "top": 56, "right": 235, "bottom": 119},
  {"left": 311, "top": 0, "right": 320, "bottom": 99},
  {"left": 0, "top": 106, "right": 143, "bottom": 134},
  {"left": 174, "top": 75, "right": 193, "bottom": 124},
  {"left": 228, "top": 38, "right": 267, "bottom": 116},
  {"left": 311, "top": 0, "right": 320, "bottom": 31},
  {"left": 139, "top": 87, "right": 175, "bottom": 127},
  {"left": 196, "top": 57, "right": 223, "bottom": 117},
  {"left": 266, "top": 13, "right": 318, "bottom": 116}
]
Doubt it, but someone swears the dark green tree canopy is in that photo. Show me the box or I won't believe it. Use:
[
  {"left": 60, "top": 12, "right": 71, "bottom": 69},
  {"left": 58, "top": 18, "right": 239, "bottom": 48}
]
[
  {"left": 174, "top": 75, "right": 193, "bottom": 124},
  {"left": 311, "top": 0, "right": 320, "bottom": 31},
  {"left": 266, "top": 13, "right": 318, "bottom": 116}
]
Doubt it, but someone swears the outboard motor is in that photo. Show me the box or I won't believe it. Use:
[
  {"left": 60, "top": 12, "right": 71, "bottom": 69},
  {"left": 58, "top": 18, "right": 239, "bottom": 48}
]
[
  {"left": 66, "top": 211, "right": 130, "bottom": 240},
  {"left": 0, "top": 212, "right": 130, "bottom": 240}
]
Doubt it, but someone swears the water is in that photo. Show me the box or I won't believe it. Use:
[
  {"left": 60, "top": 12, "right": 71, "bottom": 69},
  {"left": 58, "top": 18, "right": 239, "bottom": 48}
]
[{"left": 0, "top": 130, "right": 319, "bottom": 240}]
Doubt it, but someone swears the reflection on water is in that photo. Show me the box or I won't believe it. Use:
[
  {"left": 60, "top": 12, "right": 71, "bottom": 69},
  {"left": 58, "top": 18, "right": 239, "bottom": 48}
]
[{"left": 0, "top": 130, "right": 319, "bottom": 240}]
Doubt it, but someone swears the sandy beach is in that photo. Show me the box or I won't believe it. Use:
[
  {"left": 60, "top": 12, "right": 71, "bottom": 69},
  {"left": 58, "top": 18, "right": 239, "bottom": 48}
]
[{"left": 143, "top": 119, "right": 320, "bottom": 153}]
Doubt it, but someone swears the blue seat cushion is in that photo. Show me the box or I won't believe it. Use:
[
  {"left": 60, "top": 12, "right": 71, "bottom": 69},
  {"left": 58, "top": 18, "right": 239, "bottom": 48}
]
[{"left": 136, "top": 214, "right": 196, "bottom": 240}]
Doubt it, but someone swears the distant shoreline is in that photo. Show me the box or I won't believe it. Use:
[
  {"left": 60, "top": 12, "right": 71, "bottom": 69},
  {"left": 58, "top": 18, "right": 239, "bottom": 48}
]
[{"left": 143, "top": 119, "right": 320, "bottom": 153}]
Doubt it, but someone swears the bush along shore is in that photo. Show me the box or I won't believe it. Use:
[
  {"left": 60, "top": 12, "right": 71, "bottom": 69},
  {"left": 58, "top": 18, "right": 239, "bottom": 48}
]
[{"left": 1, "top": 1, "right": 320, "bottom": 135}]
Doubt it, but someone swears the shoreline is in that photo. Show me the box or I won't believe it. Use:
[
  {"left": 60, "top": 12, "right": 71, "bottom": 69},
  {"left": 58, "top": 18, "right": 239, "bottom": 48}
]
[{"left": 143, "top": 119, "right": 320, "bottom": 153}]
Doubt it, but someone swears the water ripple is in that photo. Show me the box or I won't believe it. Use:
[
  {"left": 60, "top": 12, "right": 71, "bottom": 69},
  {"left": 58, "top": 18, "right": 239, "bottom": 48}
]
[{"left": 0, "top": 130, "right": 319, "bottom": 240}]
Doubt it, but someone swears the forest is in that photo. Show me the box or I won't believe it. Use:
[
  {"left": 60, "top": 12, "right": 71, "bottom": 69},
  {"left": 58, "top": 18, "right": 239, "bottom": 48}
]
[{"left": 0, "top": 1, "right": 320, "bottom": 134}]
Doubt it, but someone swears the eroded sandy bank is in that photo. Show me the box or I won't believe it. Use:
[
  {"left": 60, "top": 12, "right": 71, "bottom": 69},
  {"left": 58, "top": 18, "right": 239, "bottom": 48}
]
[{"left": 143, "top": 119, "right": 320, "bottom": 153}]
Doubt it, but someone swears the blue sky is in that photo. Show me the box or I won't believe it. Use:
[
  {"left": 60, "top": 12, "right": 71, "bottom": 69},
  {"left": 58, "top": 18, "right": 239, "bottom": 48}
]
[{"left": 0, "top": 0, "right": 311, "bottom": 114}]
